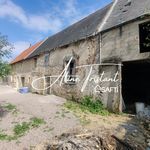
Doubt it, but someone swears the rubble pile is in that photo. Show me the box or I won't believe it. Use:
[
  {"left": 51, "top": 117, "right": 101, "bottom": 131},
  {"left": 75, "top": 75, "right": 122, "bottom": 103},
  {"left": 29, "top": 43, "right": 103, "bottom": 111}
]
[
  {"left": 136, "top": 107, "right": 150, "bottom": 148},
  {"left": 34, "top": 130, "right": 138, "bottom": 150}
]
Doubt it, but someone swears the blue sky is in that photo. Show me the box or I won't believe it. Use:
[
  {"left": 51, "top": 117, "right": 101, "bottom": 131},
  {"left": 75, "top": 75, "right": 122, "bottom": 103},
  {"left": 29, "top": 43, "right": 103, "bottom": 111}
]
[{"left": 0, "top": 0, "right": 112, "bottom": 60}]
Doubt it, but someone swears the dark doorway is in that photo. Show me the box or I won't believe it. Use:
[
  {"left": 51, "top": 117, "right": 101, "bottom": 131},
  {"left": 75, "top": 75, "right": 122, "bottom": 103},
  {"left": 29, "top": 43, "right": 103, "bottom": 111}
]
[
  {"left": 122, "top": 60, "right": 150, "bottom": 113},
  {"left": 21, "top": 77, "right": 25, "bottom": 87}
]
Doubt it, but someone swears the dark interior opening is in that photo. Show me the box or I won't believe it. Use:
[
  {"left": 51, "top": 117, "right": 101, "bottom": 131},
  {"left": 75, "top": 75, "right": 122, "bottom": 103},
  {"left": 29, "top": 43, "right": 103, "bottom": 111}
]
[
  {"left": 139, "top": 21, "right": 150, "bottom": 53},
  {"left": 122, "top": 60, "right": 150, "bottom": 113},
  {"left": 21, "top": 77, "right": 25, "bottom": 87}
]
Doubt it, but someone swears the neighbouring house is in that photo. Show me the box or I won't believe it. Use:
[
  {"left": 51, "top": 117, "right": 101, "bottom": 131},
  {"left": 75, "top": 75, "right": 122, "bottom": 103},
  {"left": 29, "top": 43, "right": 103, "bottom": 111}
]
[{"left": 10, "top": 0, "right": 150, "bottom": 112}]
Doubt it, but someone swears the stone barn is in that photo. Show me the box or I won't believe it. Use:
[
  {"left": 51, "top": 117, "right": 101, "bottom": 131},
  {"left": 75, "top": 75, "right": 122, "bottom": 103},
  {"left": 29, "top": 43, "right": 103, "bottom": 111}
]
[{"left": 10, "top": 0, "right": 150, "bottom": 112}]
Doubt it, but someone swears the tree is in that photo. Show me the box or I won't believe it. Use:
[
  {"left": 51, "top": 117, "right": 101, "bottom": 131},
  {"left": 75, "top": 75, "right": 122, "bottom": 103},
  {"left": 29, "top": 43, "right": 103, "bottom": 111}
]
[
  {"left": 0, "top": 62, "right": 11, "bottom": 77},
  {"left": 0, "top": 33, "right": 13, "bottom": 77}
]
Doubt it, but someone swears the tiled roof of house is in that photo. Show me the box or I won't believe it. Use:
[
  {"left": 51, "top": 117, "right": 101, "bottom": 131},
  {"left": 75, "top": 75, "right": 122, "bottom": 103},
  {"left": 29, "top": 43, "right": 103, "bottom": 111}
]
[
  {"left": 27, "top": 3, "right": 112, "bottom": 59},
  {"left": 10, "top": 41, "right": 43, "bottom": 64}
]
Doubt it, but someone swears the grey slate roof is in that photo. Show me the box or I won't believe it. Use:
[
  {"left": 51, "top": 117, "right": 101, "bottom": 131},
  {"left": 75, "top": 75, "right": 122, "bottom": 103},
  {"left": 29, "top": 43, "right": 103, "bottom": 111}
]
[
  {"left": 102, "top": 0, "right": 150, "bottom": 31},
  {"left": 27, "top": 3, "right": 112, "bottom": 58},
  {"left": 27, "top": 0, "right": 150, "bottom": 59}
]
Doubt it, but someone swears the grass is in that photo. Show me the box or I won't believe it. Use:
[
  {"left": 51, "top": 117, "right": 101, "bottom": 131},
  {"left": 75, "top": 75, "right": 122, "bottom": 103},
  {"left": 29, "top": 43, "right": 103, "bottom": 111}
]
[
  {"left": 64, "top": 96, "right": 110, "bottom": 116},
  {"left": 3, "top": 103, "right": 16, "bottom": 111},
  {"left": 54, "top": 109, "right": 70, "bottom": 119},
  {"left": 0, "top": 133, "right": 7, "bottom": 140},
  {"left": 2, "top": 103, "right": 18, "bottom": 115},
  {"left": 30, "top": 117, "right": 45, "bottom": 127},
  {"left": 79, "top": 115, "right": 91, "bottom": 125},
  {"left": 0, "top": 117, "right": 45, "bottom": 141},
  {"left": 13, "top": 122, "right": 30, "bottom": 136}
]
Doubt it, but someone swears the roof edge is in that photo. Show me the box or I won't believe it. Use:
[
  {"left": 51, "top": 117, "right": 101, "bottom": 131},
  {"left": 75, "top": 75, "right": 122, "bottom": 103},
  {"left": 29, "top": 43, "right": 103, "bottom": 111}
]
[
  {"left": 101, "top": 13, "right": 150, "bottom": 33},
  {"left": 24, "top": 39, "right": 47, "bottom": 59}
]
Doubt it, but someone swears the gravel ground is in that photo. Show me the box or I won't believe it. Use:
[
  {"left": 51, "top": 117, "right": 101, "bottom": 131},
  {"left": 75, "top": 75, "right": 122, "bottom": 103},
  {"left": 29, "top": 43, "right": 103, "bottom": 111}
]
[{"left": 0, "top": 85, "right": 80, "bottom": 150}]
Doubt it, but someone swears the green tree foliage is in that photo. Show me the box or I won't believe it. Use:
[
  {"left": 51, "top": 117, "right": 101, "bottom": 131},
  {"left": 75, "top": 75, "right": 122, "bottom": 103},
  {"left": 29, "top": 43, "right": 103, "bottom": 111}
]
[
  {"left": 0, "top": 33, "right": 13, "bottom": 77},
  {"left": 0, "top": 62, "right": 11, "bottom": 77}
]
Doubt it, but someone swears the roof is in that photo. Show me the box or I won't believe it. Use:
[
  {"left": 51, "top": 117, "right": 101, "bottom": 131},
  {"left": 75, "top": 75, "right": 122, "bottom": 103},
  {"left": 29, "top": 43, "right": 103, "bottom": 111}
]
[
  {"left": 10, "top": 41, "right": 43, "bottom": 64},
  {"left": 27, "top": 3, "right": 112, "bottom": 59},
  {"left": 102, "top": 0, "right": 150, "bottom": 31},
  {"left": 27, "top": 0, "right": 150, "bottom": 59}
]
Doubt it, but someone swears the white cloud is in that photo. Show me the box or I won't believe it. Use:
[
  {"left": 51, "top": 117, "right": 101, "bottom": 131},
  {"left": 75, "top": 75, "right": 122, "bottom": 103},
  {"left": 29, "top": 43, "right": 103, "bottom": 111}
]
[
  {"left": 60, "top": 0, "right": 87, "bottom": 25},
  {"left": 0, "top": 0, "right": 108, "bottom": 35},
  {"left": 0, "top": 0, "right": 90, "bottom": 33},
  {"left": 27, "top": 15, "right": 62, "bottom": 32},
  {"left": 0, "top": 0, "right": 62, "bottom": 33},
  {"left": 0, "top": 0, "right": 27, "bottom": 23},
  {"left": 63, "top": 0, "right": 77, "bottom": 17}
]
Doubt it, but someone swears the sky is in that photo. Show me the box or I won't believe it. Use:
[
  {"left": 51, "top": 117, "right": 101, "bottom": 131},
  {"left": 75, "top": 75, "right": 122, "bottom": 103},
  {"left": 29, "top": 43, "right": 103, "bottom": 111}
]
[{"left": 0, "top": 0, "right": 112, "bottom": 61}]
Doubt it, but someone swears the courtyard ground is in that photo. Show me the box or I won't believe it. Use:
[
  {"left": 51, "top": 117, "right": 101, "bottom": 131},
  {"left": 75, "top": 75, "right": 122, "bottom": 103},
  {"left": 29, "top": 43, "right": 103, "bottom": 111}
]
[
  {"left": 0, "top": 85, "right": 80, "bottom": 150},
  {"left": 0, "top": 85, "right": 147, "bottom": 150}
]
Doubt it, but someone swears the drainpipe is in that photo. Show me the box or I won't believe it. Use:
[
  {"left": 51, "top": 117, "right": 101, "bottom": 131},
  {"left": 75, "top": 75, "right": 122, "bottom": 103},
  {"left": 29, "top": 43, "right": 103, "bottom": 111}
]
[
  {"left": 99, "top": 33, "right": 102, "bottom": 64},
  {"left": 98, "top": 0, "right": 121, "bottom": 111}
]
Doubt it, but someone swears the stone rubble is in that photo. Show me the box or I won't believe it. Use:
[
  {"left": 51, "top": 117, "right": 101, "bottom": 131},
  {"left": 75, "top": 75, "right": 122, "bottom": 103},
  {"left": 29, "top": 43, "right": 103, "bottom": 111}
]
[
  {"left": 136, "top": 106, "right": 150, "bottom": 149},
  {"left": 34, "top": 130, "right": 140, "bottom": 150}
]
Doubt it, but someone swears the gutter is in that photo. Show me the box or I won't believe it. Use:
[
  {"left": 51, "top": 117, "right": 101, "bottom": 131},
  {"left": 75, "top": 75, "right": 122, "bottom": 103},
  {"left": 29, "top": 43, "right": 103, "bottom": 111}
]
[{"left": 101, "top": 13, "right": 150, "bottom": 33}]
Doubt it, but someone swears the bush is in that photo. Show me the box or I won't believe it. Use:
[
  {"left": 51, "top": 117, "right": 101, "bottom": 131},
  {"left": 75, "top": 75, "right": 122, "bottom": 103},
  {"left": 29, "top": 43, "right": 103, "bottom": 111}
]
[
  {"left": 81, "top": 96, "right": 109, "bottom": 115},
  {"left": 65, "top": 96, "right": 110, "bottom": 116}
]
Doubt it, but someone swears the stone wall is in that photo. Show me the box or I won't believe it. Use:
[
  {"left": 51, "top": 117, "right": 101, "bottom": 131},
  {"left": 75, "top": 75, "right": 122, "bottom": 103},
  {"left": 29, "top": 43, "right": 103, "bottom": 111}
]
[
  {"left": 11, "top": 36, "right": 100, "bottom": 99},
  {"left": 33, "top": 36, "right": 100, "bottom": 99},
  {"left": 101, "top": 18, "right": 150, "bottom": 62},
  {"left": 10, "top": 58, "right": 35, "bottom": 90}
]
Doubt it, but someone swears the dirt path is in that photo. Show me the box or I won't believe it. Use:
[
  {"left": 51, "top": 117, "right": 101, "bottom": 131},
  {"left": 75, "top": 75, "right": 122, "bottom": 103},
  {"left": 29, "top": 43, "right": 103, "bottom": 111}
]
[{"left": 0, "top": 85, "right": 80, "bottom": 150}]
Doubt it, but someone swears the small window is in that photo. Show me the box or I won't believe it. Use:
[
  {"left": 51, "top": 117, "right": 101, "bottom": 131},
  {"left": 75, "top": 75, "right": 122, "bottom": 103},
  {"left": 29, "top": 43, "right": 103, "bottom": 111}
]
[
  {"left": 139, "top": 21, "right": 150, "bottom": 53},
  {"left": 44, "top": 54, "right": 49, "bottom": 67},
  {"left": 65, "top": 59, "right": 76, "bottom": 84},
  {"left": 34, "top": 58, "right": 37, "bottom": 67}
]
